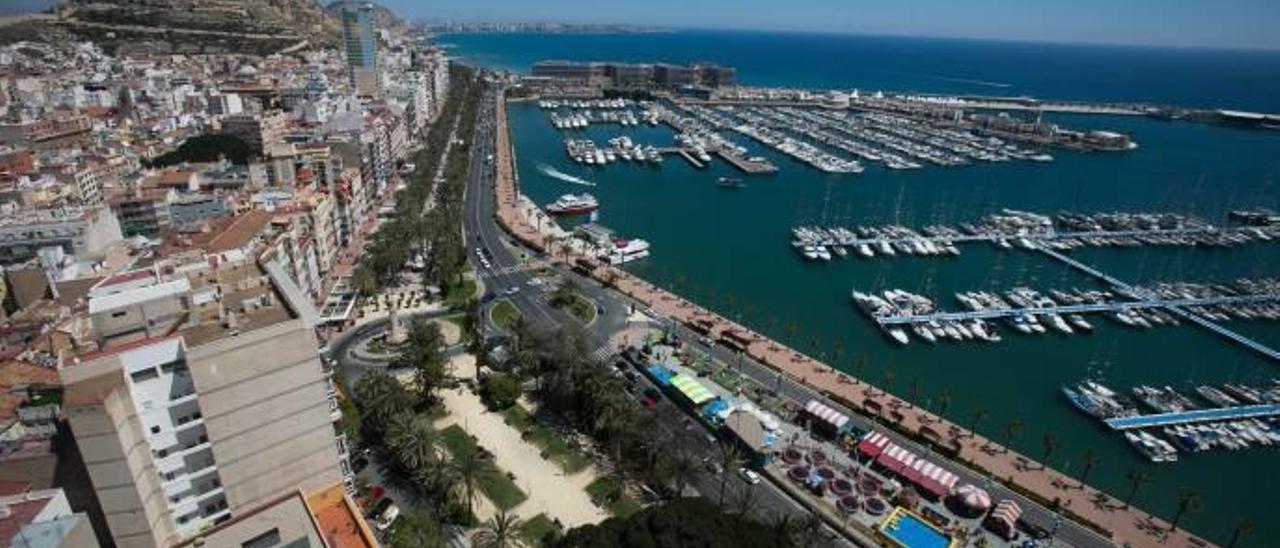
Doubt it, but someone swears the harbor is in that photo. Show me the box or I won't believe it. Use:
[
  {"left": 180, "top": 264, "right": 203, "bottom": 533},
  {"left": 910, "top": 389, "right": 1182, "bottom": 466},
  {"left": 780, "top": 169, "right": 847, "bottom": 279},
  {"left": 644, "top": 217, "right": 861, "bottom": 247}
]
[{"left": 500, "top": 96, "right": 1280, "bottom": 545}]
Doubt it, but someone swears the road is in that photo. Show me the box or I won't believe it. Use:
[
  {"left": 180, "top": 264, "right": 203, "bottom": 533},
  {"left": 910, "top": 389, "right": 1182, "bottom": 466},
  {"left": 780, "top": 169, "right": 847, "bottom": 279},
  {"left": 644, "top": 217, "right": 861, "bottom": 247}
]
[{"left": 462, "top": 83, "right": 845, "bottom": 544}]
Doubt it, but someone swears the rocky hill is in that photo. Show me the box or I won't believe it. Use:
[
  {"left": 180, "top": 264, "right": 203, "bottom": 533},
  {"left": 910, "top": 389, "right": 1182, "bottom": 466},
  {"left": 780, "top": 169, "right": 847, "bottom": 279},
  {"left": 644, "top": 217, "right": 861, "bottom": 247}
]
[
  {"left": 325, "top": 1, "right": 407, "bottom": 35},
  {"left": 2, "top": 0, "right": 342, "bottom": 55}
]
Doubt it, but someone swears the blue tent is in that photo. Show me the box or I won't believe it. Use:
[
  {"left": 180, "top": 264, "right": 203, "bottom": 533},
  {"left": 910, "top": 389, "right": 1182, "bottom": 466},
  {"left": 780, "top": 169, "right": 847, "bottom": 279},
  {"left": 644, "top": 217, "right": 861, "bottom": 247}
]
[
  {"left": 702, "top": 398, "right": 729, "bottom": 420},
  {"left": 646, "top": 364, "right": 674, "bottom": 385}
]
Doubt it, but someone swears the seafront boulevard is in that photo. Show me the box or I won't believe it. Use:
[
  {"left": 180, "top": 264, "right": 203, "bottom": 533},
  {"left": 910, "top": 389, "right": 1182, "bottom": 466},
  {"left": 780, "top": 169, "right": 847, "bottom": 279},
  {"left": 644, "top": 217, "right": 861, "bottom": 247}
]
[{"left": 490, "top": 94, "right": 1210, "bottom": 548}]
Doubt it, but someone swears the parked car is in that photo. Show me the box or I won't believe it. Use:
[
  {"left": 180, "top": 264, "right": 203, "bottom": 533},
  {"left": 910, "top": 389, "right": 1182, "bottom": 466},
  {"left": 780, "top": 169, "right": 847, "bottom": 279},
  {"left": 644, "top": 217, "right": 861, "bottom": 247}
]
[
  {"left": 738, "top": 467, "right": 761, "bottom": 485},
  {"left": 375, "top": 502, "right": 400, "bottom": 531}
]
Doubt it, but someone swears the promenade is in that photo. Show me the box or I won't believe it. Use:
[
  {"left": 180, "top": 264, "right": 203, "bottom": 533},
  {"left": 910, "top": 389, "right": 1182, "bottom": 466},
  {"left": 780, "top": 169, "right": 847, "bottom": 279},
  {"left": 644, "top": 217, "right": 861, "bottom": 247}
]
[{"left": 490, "top": 94, "right": 1209, "bottom": 548}]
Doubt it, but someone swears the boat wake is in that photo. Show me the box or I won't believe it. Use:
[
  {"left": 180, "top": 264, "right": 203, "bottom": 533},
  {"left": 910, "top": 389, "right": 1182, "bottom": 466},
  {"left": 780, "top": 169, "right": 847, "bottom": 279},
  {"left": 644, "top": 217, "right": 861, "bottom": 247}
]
[{"left": 538, "top": 163, "right": 596, "bottom": 186}]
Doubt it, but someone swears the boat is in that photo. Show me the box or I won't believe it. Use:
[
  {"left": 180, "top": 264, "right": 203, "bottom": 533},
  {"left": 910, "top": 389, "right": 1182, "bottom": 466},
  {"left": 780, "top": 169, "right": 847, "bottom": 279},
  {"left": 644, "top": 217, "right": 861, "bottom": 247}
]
[
  {"left": 715, "top": 177, "right": 746, "bottom": 189},
  {"left": 1062, "top": 385, "right": 1107, "bottom": 418},
  {"left": 545, "top": 194, "right": 599, "bottom": 215},
  {"left": 886, "top": 326, "right": 910, "bottom": 345},
  {"left": 1068, "top": 314, "right": 1093, "bottom": 331},
  {"left": 912, "top": 323, "right": 937, "bottom": 344}
]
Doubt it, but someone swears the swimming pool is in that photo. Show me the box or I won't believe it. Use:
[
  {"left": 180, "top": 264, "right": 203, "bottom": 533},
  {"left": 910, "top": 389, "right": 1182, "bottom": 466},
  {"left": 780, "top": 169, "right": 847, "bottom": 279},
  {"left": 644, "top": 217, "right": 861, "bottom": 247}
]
[{"left": 881, "top": 508, "right": 955, "bottom": 548}]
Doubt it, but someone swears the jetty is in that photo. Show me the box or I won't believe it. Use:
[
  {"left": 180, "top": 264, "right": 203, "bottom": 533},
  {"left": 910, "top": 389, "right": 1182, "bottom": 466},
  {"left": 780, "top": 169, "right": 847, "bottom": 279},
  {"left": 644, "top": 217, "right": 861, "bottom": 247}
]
[
  {"left": 877, "top": 293, "right": 1280, "bottom": 325},
  {"left": 1104, "top": 403, "right": 1280, "bottom": 430}
]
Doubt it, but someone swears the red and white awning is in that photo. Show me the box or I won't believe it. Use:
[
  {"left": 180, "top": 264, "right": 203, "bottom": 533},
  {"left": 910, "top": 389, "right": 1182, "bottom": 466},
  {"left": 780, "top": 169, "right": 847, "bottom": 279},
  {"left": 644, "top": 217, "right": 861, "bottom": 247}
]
[
  {"left": 856, "top": 431, "right": 892, "bottom": 457},
  {"left": 804, "top": 399, "right": 852, "bottom": 430},
  {"left": 990, "top": 499, "right": 1022, "bottom": 528}
]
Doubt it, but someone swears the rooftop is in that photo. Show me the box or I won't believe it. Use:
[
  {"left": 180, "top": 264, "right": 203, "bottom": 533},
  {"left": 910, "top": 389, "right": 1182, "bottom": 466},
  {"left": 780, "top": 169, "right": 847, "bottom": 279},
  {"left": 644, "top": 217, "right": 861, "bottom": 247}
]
[{"left": 305, "top": 483, "right": 378, "bottom": 548}]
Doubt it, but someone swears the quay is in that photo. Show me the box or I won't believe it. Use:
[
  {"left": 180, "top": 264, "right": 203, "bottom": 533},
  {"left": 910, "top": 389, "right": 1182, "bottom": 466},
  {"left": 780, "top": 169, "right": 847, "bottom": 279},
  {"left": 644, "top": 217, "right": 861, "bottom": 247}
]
[
  {"left": 803, "top": 225, "right": 1271, "bottom": 249},
  {"left": 1104, "top": 403, "right": 1280, "bottom": 430}
]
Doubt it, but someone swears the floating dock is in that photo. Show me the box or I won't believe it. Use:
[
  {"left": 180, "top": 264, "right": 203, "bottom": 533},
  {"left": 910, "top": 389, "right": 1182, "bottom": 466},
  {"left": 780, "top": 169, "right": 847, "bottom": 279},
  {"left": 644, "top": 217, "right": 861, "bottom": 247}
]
[{"left": 1104, "top": 403, "right": 1280, "bottom": 430}]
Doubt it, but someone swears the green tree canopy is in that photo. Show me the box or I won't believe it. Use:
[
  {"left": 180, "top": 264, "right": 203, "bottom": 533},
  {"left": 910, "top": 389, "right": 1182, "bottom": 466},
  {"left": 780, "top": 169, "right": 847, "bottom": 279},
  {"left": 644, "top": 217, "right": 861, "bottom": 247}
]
[
  {"left": 552, "top": 498, "right": 794, "bottom": 548},
  {"left": 149, "top": 133, "right": 253, "bottom": 167}
]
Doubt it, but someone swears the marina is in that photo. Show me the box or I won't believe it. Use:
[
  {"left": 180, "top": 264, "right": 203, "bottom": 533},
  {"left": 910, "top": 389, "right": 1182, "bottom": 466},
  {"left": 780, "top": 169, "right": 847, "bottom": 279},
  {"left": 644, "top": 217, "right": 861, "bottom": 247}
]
[
  {"left": 1061, "top": 378, "right": 1280, "bottom": 463},
  {"left": 791, "top": 209, "right": 1280, "bottom": 261},
  {"left": 498, "top": 83, "right": 1280, "bottom": 544}
]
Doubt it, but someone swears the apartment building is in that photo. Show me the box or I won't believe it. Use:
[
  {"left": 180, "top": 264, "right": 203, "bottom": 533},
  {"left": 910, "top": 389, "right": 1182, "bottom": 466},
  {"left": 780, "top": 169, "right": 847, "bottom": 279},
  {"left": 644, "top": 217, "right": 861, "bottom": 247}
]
[{"left": 57, "top": 252, "right": 347, "bottom": 548}]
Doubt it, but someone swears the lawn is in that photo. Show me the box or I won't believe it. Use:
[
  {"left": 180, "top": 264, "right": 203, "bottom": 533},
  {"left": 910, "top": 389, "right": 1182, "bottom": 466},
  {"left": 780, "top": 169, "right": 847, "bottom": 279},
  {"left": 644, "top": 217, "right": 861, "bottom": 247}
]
[
  {"left": 517, "top": 513, "right": 559, "bottom": 546},
  {"left": 566, "top": 293, "right": 597, "bottom": 324},
  {"left": 502, "top": 406, "right": 590, "bottom": 474},
  {"left": 584, "top": 476, "right": 641, "bottom": 517},
  {"left": 491, "top": 299, "right": 521, "bottom": 332},
  {"left": 445, "top": 278, "right": 478, "bottom": 307},
  {"left": 438, "top": 425, "right": 528, "bottom": 510}
]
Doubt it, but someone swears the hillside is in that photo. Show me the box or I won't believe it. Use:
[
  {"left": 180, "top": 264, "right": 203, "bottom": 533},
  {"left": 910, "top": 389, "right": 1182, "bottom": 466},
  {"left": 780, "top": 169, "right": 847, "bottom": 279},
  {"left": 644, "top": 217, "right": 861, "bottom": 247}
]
[
  {"left": 324, "top": 1, "right": 407, "bottom": 35},
  {"left": 1, "top": 0, "right": 341, "bottom": 55}
]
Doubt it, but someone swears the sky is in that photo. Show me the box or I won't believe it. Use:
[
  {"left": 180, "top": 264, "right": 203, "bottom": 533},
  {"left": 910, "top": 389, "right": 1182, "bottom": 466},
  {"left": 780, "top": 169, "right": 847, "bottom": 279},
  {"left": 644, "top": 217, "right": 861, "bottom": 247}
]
[{"left": 386, "top": 0, "right": 1280, "bottom": 51}]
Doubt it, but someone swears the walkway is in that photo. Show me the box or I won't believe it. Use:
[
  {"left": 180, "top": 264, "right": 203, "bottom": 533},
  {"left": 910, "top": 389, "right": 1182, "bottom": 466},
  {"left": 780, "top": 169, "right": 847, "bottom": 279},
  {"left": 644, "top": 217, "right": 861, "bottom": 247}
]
[
  {"left": 489, "top": 93, "right": 1209, "bottom": 548},
  {"left": 434, "top": 354, "right": 608, "bottom": 528}
]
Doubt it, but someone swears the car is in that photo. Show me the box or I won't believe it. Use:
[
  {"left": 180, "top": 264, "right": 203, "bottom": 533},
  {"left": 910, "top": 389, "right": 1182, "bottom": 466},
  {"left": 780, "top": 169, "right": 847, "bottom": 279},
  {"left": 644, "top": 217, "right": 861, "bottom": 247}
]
[
  {"left": 375, "top": 502, "right": 400, "bottom": 531},
  {"left": 639, "top": 395, "right": 657, "bottom": 408},
  {"left": 475, "top": 247, "right": 484, "bottom": 256},
  {"left": 623, "top": 371, "right": 638, "bottom": 383},
  {"left": 738, "top": 467, "right": 761, "bottom": 485},
  {"left": 504, "top": 286, "right": 520, "bottom": 296}
]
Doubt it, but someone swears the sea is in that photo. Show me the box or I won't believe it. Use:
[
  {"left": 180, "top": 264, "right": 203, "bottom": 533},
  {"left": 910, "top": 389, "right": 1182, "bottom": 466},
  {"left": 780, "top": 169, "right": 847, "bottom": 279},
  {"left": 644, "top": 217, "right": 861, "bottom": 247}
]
[{"left": 444, "top": 30, "right": 1280, "bottom": 545}]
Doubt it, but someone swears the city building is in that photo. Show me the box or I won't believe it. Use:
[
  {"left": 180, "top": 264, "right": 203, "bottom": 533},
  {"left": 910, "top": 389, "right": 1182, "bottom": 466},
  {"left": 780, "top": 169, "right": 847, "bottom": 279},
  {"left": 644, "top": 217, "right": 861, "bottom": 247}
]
[
  {"left": 58, "top": 251, "right": 347, "bottom": 548},
  {"left": 0, "top": 485, "right": 100, "bottom": 548},
  {"left": 0, "top": 205, "right": 124, "bottom": 266},
  {"left": 341, "top": 4, "right": 380, "bottom": 97}
]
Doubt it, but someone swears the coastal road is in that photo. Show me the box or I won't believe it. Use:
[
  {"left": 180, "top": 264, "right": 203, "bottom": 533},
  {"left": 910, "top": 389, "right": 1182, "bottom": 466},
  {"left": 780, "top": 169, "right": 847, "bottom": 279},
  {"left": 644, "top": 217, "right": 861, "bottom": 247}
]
[{"left": 463, "top": 82, "right": 843, "bottom": 542}]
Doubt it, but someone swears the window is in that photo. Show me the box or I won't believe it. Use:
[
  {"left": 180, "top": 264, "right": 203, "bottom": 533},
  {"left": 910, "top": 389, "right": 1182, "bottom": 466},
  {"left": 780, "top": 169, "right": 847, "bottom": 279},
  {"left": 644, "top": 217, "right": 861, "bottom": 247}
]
[
  {"left": 155, "top": 448, "right": 168, "bottom": 458},
  {"left": 241, "top": 529, "right": 281, "bottom": 548},
  {"left": 151, "top": 425, "right": 161, "bottom": 434},
  {"left": 111, "top": 310, "right": 128, "bottom": 318},
  {"left": 130, "top": 368, "right": 159, "bottom": 383}
]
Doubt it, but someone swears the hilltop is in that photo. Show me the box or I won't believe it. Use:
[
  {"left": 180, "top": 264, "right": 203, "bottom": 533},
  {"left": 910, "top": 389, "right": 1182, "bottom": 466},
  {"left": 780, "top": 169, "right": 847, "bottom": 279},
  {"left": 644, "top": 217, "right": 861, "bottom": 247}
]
[
  {"left": 0, "top": 0, "right": 341, "bottom": 55},
  {"left": 325, "top": 1, "right": 408, "bottom": 35}
]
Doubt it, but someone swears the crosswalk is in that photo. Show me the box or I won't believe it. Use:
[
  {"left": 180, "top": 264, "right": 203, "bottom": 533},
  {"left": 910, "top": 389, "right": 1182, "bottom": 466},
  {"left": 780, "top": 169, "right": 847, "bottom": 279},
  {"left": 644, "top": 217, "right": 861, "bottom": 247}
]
[
  {"left": 477, "top": 263, "right": 539, "bottom": 278},
  {"left": 590, "top": 345, "right": 616, "bottom": 362}
]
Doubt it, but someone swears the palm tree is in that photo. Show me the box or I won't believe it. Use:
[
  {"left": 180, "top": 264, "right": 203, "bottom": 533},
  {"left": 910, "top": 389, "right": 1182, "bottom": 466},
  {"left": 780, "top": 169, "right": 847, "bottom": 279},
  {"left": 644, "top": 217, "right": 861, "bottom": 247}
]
[
  {"left": 1169, "top": 489, "right": 1201, "bottom": 531},
  {"left": 473, "top": 510, "right": 526, "bottom": 548},
  {"left": 882, "top": 368, "right": 896, "bottom": 397},
  {"left": 1078, "top": 448, "right": 1098, "bottom": 488},
  {"left": 908, "top": 377, "right": 921, "bottom": 408},
  {"left": 452, "top": 445, "right": 483, "bottom": 516},
  {"left": 969, "top": 406, "right": 988, "bottom": 437},
  {"left": 1003, "top": 419, "right": 1023, "bottom": 452},
  {"left": 716, "top": 442, "right": 744, "bottom": 507},
  {"left": 792, "top": 514, "right": 827, "bottom": 548},
  {"left": 388, "top": 414, "right": 441, "bottom": 474},
  {"left": 1040, "top": 433, "right": 1058, "bottom": 468},
  {"left": 854, "top": 354, "right": 867, "bottom": 383},
  {"left": 937, "top": 388, "right": 954, "bottom": 416},
  {"left": 1227, "top": 517, "right": 1253, "bottom": 548},
  {"left": 1125, "top": 467, "right": 1150, "bottom": 508}
]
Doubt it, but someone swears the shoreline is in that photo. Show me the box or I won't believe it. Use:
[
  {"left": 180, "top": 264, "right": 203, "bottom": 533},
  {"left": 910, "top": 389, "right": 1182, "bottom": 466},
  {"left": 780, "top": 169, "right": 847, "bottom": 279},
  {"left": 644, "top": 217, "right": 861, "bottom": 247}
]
[{"left": 489, "top": 92, "right": 1211, "bottom": 548}]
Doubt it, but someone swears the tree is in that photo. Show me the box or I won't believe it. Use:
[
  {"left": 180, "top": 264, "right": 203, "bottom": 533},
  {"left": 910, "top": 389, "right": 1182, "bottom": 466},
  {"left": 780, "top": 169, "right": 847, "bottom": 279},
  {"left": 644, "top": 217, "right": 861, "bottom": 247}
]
[
  {"left": 1078, "top": 448, "right": 1098, "bottom": 488},
  {"left": 406, "top": 319, "right": 447, "bottom": 405},
  {"left": 387, "top": 508, "right": 444, "bottom": 548},
  {"left": 387, "top": 413, "right": 441, "bottom": 475},
  {"left": 354, "top": 371, "right": 412, "bottom": 439},
  {"left": 937, "top": 388, "right": 954, "bottom": 416},
  {"left": 792, "top": 514, "right": 828, "bottom": 548},
  {"left": 480, "top": 372, "right": 521, "bottom": 410},
  {"left": 716, "top": 442, "right": 744, "bottom": 507},
  {"left": 553, "top": 498, "right": 793, "bottom": 548},
  {"left": 351, "top": 267, "right": 378, "bottom": 298},
  {"left": 1040, "top": 433, "right": 1058, "bottom": 468},
  {"left": 474, "top": 509, "right": 526, "bottom": 548},
  {"left": 1169, "top": 489, "right": 1201, "bottom": 531},
  {"left": 1125, "top": 467, "right": 1150, "bottom": 508},
  {"left": 550, "top": 278, "right": 580, "bottom": 308},
  {"left": 1227, "top": 517, "right": 1253, "bottom": 548},
  {"left": 1004, "top": 419, "right": 1023, "bottom": 452},
  {"left": 149, "top": 133, "right": 253, "bottom": 167},
  {"left": 453, "top": 446, "right": 484, "bottom": 518},
  {"left": 969, "top": 406, "right": 988, "bottom": 436}
]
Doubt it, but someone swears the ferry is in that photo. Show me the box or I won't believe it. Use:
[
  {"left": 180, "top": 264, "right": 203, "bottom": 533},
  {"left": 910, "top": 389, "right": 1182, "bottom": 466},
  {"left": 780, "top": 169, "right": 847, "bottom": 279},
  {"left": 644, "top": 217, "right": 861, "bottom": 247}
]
[{"left": 545, "top": 194, "right": 599, "bottom": 215}]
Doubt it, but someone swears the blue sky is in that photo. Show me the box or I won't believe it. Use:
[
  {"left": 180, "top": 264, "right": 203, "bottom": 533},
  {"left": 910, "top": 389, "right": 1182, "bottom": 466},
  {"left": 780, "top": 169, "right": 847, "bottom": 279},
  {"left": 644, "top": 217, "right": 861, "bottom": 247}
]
[{"left": 387, "top": 0, "right": 1280, "bottom": 50}]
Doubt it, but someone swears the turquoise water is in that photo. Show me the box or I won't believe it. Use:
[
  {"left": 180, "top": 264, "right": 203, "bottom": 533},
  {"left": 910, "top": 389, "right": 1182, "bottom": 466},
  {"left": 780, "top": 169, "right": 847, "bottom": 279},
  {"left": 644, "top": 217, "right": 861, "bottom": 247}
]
[
  {"left": 886, "top": 512, "right": 952, "bottom": 548},
  {"left": 471, "top": 31, "right": 1280, "bottom": 544}
]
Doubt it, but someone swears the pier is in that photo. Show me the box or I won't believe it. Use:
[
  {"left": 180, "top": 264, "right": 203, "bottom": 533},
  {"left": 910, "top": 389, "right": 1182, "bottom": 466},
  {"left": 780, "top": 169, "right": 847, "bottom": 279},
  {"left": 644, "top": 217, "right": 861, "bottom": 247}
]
[
  {"left": 1104, "top": 403, "right": 1280, "bottom": 430},
  {"left": 802, "top": 225, "right": 1272, "bottom": 250},
  {"left": 877, "top": 293, "right": 1280, "bottom": 324},
  {"left": 655, "top": 147, "right": 706, "bottom": 168},
  {"left": 715, "top": 148, "right": 778, "bottom": 173}
]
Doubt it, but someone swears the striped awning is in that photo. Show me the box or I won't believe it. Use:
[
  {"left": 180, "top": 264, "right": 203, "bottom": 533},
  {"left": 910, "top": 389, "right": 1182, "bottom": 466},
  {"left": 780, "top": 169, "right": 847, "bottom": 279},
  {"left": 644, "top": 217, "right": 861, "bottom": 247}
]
[
  {"left": 989, "top": 499, "right": 1022, "bottom": 529},
  {"left": 804, "top": 399, "right": 851, "bottom": 431},
  {"left": 856, "top": 431, "right": 893, "bottom": 457},
  {"left": 670, "top": 374, "right": 716, "bottom": 405}
]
